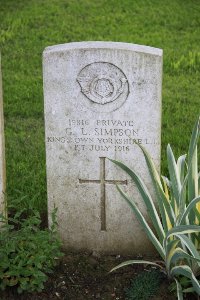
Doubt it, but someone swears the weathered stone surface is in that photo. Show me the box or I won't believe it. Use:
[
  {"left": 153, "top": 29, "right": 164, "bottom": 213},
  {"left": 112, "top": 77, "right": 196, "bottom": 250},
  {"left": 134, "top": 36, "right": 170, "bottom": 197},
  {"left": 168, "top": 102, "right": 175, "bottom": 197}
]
[
  {"left": 43, "top": 42, "right": 162, "bottom": 255},
  {"left": 0, "top": 53, "right": 6, "bottom": 217}
]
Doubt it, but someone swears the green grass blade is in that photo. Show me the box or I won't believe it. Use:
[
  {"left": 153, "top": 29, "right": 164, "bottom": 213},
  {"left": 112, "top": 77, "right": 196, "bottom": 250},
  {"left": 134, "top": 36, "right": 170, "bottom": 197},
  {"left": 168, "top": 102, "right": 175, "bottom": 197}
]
[
  {"left": 109, "top": 158, "right": 165, "bottom": 242},
  {"left": 174, "top": 278, "right": 183, "bottom": 300},
  {"left": 110, "top": 260, "right": 162, "bottom": 273},
  {"left": 171, "top": 265, "right": 200, "bottom": 295},
  {"left": 116, "top": 185, "right": 165, "bottom": 259}
]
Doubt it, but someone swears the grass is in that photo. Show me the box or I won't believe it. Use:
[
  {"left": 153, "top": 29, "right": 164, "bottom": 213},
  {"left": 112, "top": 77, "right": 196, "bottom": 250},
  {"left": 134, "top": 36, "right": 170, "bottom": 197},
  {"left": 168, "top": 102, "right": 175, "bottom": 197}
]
[{"left": 0, "top": 0, "right": 200, "bottom": 212}]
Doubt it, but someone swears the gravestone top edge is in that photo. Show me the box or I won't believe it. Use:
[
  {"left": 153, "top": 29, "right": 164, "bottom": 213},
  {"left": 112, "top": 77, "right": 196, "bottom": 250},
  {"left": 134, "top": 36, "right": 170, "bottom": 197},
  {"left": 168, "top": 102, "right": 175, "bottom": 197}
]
[{"left": 43, "top": 41, "right": 163, "bottom": 57}]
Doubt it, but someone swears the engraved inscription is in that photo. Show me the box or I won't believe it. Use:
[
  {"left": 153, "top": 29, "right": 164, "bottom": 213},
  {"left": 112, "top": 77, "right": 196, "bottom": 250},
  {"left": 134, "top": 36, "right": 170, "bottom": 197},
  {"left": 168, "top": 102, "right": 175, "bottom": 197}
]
[
  {"left": 47, "top": 118, "right": 159, "bottom": 153},
  {"left": 79, "top": 157, "right": 127, "bottom": 231},
  {"left": 77, "top": 62, "right": 129, "bottom": 105}
]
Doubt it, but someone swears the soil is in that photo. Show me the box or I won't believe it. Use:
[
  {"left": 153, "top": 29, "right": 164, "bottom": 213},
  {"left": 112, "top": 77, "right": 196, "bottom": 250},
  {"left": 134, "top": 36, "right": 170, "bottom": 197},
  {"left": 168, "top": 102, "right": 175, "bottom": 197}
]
[{"left": 0, "top": 252, "right": 182, "bottom": 300}]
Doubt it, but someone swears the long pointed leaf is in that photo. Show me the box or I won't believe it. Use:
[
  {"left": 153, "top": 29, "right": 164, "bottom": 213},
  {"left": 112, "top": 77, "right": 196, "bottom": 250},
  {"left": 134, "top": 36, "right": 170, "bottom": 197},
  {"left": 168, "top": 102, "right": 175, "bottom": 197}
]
[
  {"left": 164, "top": 225, "right": 200, "bottom": 250},
  {"left": 161, "top": 176, "right": 170, "bottom": 201},
  {"left": 162, "top": 176, "right": 173, "bottom": 230},
  {"left": 166, "top": 240, "right": 180, "bottom": 272},
  {"left": 174, "top": 278, "right": 183, "bottom": 300},
  {"left": 110, "top": 260, "right": 162, "bottom": 273},
  {"left": 188, "top": 116, "right": 200, "bottom": 204},
  {"left": 116, "top": 185, "right": 165, "bottom": 259},
  {"left": 136, "top": 144, "right": 175, "bottom": 232},
  {"left": 171, "top": 265, "right": 200, "bottom": 295},
  {"left": 109, "top": 158, "right": 165, "bottom": 242},
  {"left": 178, "top": 173, "right": 189, "bottom": 221},
  {"left": 176, "top": 154, "right": 187, "bottom": 219},
  {"left": 176, "top": 234, "right": 200, "bottom": 265},
  {"left": 179, "top": 196, "right": 200, "bottom": 225},
  {"left": 166, "top": 239, "right": 180, "bottom": 256},
  {"left": 167, "top": 144, "right": 182, "bottom": 211},
  {"left": 168, "top": 247, "right": 200, "bottom": 270},
  {"left": 182, "top": 287, "right": 195, "bottom": 293},
  {"left": 177, "top": 154, "right": 187, "bottom": 185}
]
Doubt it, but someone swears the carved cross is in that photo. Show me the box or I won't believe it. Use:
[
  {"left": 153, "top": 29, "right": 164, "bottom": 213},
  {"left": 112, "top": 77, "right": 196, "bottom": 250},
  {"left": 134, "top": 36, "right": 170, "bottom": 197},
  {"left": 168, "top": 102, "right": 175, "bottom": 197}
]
[{"left": 79, "top": 157, "right": 127, "bottom": 231}]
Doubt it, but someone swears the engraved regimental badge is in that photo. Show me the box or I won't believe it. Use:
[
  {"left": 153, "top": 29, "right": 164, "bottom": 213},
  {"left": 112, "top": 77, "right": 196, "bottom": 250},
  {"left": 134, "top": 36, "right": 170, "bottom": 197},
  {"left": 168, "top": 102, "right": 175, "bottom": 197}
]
[{"left": 77, "top": 62, "right": 129, "bottom": 106}]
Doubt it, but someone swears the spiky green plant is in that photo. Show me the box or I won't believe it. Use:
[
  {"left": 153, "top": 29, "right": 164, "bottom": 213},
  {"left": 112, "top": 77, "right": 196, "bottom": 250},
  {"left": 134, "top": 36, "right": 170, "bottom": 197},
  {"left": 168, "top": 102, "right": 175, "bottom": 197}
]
[{"left": 110, "top": 116, "right": 200, "bottom": 299}]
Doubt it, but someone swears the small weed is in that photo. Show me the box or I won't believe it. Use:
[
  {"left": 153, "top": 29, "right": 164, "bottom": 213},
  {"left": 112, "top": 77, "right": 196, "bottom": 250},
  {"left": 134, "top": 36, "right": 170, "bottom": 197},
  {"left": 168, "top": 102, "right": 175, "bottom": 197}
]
[
  {"left": 0, "top": 207, "right": 63, "bottom": 293},
  {"left": 125, "top": 269, "right": 162, "bottom": 300}
]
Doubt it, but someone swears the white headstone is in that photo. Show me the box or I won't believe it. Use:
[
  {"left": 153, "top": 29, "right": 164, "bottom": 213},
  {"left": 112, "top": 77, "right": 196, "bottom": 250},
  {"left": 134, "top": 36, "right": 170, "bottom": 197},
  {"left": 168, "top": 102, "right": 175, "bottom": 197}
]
[
  {"left": 43, "top": 42, "right": 162, "bottom": 255},
  {"left": 0, "top": 53, "right": 6, "bottom": 217}
]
